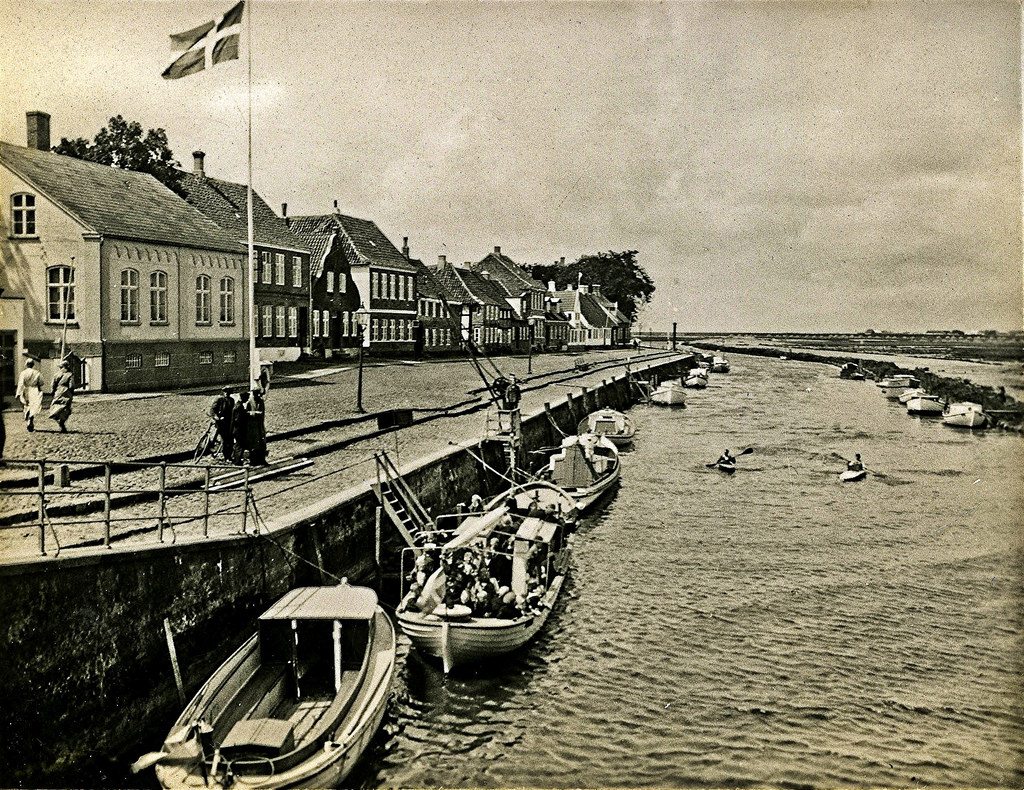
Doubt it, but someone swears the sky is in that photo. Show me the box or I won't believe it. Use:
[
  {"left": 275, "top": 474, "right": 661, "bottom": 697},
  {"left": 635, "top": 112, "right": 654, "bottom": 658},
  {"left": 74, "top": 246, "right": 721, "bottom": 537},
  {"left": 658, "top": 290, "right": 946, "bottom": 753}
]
[{"left": 1, "top": 0, "right": 1020, "bottom": 333}]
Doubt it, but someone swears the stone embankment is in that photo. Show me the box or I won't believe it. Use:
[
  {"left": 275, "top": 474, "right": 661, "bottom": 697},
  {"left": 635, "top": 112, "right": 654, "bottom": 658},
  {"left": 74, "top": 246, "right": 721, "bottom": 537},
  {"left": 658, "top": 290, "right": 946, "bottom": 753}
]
[{"left": 690, "top": 341, "right": 1024, "bottom": 431}]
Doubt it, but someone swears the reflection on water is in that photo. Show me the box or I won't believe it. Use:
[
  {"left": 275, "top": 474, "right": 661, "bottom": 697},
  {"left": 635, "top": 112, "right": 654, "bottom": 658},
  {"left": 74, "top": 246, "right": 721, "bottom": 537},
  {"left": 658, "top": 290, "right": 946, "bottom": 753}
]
[{"left": 358, "top": 354, "right": 1024, "bottom": 789}]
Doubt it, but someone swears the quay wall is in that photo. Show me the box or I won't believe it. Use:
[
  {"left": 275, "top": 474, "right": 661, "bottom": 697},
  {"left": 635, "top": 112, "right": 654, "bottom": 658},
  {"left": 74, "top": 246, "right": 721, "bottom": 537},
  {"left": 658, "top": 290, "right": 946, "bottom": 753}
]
[{"left": 0, "top": 355, "right": 691, "bottom": 786}]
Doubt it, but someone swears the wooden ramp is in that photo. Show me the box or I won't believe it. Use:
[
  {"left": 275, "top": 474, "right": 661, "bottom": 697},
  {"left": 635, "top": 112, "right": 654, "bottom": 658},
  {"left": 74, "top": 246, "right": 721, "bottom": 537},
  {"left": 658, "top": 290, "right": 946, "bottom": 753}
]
[{"left": 209, "top": 457, "right": 314, "bottom": 492}]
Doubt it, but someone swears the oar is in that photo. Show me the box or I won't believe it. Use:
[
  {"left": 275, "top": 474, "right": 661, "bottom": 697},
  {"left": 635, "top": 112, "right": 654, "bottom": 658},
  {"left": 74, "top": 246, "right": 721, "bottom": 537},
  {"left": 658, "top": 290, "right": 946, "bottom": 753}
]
[{"left": 705, "top": 447, "right": 753, "bottom": 467}]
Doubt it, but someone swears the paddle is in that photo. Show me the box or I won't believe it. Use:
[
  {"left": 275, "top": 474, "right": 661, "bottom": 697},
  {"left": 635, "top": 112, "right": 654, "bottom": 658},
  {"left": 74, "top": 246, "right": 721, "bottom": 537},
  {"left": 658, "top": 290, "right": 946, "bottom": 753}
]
[
  {"left": 830, "top": 452, "right": 886, "bottom": 479},
  {"left": 705, "top": 447, "right": 753, "bottom": 468}
]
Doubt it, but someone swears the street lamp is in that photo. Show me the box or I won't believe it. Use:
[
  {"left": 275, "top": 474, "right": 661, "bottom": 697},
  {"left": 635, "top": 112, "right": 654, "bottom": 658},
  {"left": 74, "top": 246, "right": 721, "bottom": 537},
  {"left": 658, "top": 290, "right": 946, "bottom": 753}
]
[{"left": 355, "top": 311, "right": 367, "bottom": 413}]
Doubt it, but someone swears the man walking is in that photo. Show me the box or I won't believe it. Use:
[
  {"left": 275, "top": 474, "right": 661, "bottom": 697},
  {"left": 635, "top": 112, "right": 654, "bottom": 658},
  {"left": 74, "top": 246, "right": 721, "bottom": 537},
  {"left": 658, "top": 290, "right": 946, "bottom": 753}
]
[
  {"left": 247, "top": 387, "right": 267, "bottom": 466},
  {"left": 48, "top": 359, "right": 75, "bottom": 433},
  {"left": 209, "top": 387, "right": 234, "bottom": 461},
  {"left": 16, "top": 358, "right": 43, "bottom": 432},
  {"left": 231, "top": 390, "right": 250, "bottom": 465}
]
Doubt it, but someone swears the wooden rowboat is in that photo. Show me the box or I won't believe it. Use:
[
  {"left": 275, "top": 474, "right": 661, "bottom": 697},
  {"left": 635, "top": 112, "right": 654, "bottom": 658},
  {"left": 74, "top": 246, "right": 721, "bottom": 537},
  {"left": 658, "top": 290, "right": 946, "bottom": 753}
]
[
  {"left": 544, "top": 433, "right": 620, "bottom": 512},
  {"left": 141, "top": 584, "right": 396, "bottom": 789},
  {"left": 577, "top": 408, "right": 635, "bottom": 447}
]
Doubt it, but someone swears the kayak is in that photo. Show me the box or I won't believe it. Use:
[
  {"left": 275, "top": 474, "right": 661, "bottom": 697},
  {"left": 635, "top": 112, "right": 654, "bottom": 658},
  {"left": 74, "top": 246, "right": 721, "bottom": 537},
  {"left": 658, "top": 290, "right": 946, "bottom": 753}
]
[
  {"left": 712, "top": 462, "right": 736, "bottom": 474},
  {"left": 840, "top": 469, "right": 867, "bottom": 482}
]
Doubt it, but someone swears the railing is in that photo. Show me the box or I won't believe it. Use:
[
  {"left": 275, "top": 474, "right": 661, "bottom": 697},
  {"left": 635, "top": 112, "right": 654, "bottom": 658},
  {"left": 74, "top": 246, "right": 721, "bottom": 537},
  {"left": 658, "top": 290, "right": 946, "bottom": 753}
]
[{"left": 0, "top": 458, "right": 250, "bottom": 557}]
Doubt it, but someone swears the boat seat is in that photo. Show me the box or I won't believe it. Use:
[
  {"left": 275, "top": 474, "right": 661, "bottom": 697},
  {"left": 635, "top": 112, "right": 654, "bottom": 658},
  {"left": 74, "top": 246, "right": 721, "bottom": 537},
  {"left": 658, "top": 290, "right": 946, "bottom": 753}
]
[{"left": 220, "top": 717, "right": 295, "bottom": 758}]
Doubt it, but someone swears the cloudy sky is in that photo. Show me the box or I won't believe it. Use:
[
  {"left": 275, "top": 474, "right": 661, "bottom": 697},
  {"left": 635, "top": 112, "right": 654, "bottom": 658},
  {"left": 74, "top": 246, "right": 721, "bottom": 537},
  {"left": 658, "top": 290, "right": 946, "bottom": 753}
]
[{"left": 1, "top": 0, "right": 1020, "bottom": 332}]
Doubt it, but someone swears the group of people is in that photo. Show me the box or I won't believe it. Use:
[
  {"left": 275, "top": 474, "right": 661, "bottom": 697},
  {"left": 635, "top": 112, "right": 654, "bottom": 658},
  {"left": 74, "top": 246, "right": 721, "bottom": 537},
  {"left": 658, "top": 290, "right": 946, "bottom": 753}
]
[
  {"left": 15, "top": 358, "right": 75, "bottom": 434},
  {"left": 208, "top": 386, "right": 267, "bottom": 466}
]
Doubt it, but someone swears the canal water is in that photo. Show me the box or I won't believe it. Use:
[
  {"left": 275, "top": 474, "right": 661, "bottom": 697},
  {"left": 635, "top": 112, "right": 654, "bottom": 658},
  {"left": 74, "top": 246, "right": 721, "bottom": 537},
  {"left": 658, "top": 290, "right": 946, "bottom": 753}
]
[{"left": 355, "top": 353, "right": 1024, "bottom": 788}]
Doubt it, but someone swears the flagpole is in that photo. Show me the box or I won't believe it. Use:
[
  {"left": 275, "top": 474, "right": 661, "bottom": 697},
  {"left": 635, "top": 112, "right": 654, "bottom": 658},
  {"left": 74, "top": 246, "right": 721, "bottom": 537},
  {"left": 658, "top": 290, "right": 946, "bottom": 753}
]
[{"left": 246, "top": 0, "right": 257, "bottom": 389}]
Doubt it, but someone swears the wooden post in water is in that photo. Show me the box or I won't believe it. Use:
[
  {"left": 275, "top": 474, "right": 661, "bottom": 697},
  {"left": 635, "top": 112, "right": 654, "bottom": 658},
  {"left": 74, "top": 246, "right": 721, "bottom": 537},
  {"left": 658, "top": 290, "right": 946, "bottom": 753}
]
[
  {"left": 37, "top": 460, "right": 46, "bottom": 556},
  {"left": 157, "top": 463, "right": 167, "bottom": 543},
  {"left": 103, "top": 464, "right": 112, "bottom": 548},
  {"left": 203, "top": 467, "right": 211, "bottom": 537},
  {"left": 241, "top": 467, "right": 250, "bottom": 535},
  {"left": 163, "top": 618, "right": 187, "bottom": 706}
]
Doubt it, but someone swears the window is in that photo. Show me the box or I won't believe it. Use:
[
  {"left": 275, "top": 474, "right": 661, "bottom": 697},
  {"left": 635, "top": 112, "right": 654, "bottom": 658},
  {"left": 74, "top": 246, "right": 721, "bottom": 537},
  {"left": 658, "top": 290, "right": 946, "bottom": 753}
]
[
  {"left": 261, "top": 252, "right": 271, "bottom": 284},
  {"left": 120, "top": 268, "right": 139, "bottom": 322},
  {"left": 47, "top": 266, "right": 75, "bottom": 321},
  {"left": 398, "top": 275, "right": 404, "bottom": 301},
  {"left": 388, "top": 274, "right": 395, "bottom": 300},
  {"left": 125, "top": 353, "right": 142, "bottom": 369},
  {"left": 195, "top": 275, "right": 211, "bottom": 324},
  {"left": 150, "top": 271, "right": 167, "bottom": 323},
  {"left": 219, "top": 277, "right": 235, "bottom": 324},
  {"left": 274, "top": 253, "right": 285, "bottom": 285},
  {"left": 322, "top": 311, "right": 330, "bottom": 340},
  {"left": 223, "top": 351, "right": 237, "bottom": 364},
  {"left": 155, "top": 351, "right": 170, "bottom": 367},
  {"left": 275, "top": 305, "right": 285, "bottom": 337},
  {"left": 390, "top": 318, "right": 397, "bottom": 341},
  {"left": 261, "top": 304, "right": 273, "bottom": 337},
  {"left": 199, "top": 351, "right": 213, "bottom": 365},
  {"left": 312, "top": 309, "right": 320, "bottom": 338},
  {"left": 11, "top": 193, "right": 36, "bottom": 236},
  {"left": 292, "top": 256, "right": 302, "bottom": 288},
  {"left": 326, "top": 271, "right": 334, "bottom": 293},
  {"left": 287, "top": 306, "right": 298, "bottom": 338}
]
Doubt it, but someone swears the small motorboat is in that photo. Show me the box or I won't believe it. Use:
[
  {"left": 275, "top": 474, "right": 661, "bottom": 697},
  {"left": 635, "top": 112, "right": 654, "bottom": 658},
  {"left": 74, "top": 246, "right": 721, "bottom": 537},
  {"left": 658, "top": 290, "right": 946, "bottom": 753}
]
[
  {"left": 942, "top": 402, "right": 989, "bottom": 428},
  {"left": 684, "top": 368, "right": 709, "bottom": 388},
  {"left": 839, "top": 362, "right": 866, "bottom": 380},
  {"left": 898, "top": 387, "right": 928, "bottom": 404},
  {"left": 650, "top": 379, "right": 686, "bottom": 407},
  {"left": 577, "top": 408, "right": 635, "bottom": 447},
  {"left": 144, "top": 583, "right": 396, "bottom": 790},
  {"left": 877, "top": 374, "right": 920, "bottom": 400},
  {"left": 840, "top": 469, "right": 867, "bottom": 482},
  {"left": 906, "top": 394, "right": 945, "bottom": 416},
  {"left": 711, "top": 356, "right": 730, "bottom": 373},
  {"left": 396, "top": 481, "right": 576, "bottom": 673},
  {"left": 544, "top": 433, "right": 620, "bottom": 512}
]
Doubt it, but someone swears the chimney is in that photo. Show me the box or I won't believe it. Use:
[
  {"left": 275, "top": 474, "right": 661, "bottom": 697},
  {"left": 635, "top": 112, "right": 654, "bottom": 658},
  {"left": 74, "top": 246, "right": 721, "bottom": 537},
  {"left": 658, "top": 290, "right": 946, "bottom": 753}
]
[
  {"left": 281, "top": 203, "right": 289, "bottom": 226},
  {"left": 26, "top": 111, "right": 51, "bottom": 151},
  {"left": 438, "top": 254, "right": 447, "bottom": 265},
  {"left": 494, "top": 246, "right": 501, "bottom": 255},
  {"left": 192, "top": 150, "right": 205, "bottom": 176},
  {"left": 402, "top": 237, "right": 409, "bottom": 259},
  {"left": 333, "top": 199, "right": 339, "bottom": 212},
  {"left": 560, "top": 256, "right": 565, "bottom": 265}
]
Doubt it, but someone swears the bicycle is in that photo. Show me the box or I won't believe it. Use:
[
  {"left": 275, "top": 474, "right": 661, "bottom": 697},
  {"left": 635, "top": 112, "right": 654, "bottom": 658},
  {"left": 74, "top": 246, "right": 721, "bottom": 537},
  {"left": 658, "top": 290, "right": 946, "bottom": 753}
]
[{"left": 192, "top": 421, "right": 222, "bottom": 463}]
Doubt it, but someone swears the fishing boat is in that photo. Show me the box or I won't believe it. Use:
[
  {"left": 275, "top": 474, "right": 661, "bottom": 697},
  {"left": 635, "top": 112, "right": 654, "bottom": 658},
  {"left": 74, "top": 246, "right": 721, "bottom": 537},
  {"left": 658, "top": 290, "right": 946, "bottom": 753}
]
[
  {"left": 711, "top": 356, "right": 730, "bottom": 373},
  {"left": 877, "top": 374, "right": 920, "bottom": 399},
  {"left": 942, "top": 402, "right": 989, "bottom": 428},
  {"left": 840, "top": 469, "right": 867, "bottom": 482},
  {"left": 906, "top": 394, "right": 945, "bottom": 416},
  {"left": 396, "top": 481, "right": 576, "bottom": 673},
  {"left": 141, "top": 583, "right": 396, "bottom": 790},
  {"left": 545, "top": 433, "right": 620, "bottom": 511},
  {"left": 577, "top": 407, "right": 635, "bottom": 447},
  {"left": 684, "top": 368, "right": 709, "bottom": 388},
  {"left": 650, "top": 379, "right": 686, "bottom": 407}
]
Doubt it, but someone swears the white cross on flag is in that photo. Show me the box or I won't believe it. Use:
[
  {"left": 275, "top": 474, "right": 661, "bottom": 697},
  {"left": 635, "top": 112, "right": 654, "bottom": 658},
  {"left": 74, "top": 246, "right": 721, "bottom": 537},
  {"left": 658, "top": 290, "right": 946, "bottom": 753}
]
[{"left": 162, "top": 1, "right": 244, "bottom": 80}]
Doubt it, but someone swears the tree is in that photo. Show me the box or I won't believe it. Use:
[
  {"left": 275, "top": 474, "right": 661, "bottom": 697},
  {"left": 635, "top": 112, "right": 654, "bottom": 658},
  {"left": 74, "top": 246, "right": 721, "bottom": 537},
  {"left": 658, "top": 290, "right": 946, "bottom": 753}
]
[
  {"left": 52, "top": 115, "right": 184, "bottom": 193},
  {"left": 530, "top": 250, "right": 654, "bottom": 324}
]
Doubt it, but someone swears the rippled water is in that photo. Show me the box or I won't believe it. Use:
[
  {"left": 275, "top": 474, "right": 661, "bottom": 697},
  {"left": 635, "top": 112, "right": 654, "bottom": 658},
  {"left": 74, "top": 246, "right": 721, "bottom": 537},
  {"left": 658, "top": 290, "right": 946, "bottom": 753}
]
[{"left": 357, "top": 354, "right": 1024, "bottom": 789}]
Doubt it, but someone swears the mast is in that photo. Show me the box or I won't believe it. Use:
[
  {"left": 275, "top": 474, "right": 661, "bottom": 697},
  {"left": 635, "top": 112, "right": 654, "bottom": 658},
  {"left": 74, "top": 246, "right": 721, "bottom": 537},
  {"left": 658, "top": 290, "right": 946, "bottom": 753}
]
[{"left": 245, "top": 0, "right": 257, "bottom": 388}]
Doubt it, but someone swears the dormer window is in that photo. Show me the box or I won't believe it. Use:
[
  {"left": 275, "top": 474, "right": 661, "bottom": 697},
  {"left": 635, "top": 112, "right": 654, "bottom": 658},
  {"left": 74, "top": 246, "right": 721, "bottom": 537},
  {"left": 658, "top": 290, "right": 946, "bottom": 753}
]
[{"left": 11, "top": 193, "right": 36, "bottom": 237}]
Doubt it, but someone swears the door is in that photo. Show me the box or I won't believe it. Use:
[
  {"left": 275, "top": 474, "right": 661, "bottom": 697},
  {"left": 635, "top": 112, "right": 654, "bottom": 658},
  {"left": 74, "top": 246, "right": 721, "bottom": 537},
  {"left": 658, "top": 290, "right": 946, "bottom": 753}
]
[{"left": 0, "top": 331, "right": 15, "bottom": 397}]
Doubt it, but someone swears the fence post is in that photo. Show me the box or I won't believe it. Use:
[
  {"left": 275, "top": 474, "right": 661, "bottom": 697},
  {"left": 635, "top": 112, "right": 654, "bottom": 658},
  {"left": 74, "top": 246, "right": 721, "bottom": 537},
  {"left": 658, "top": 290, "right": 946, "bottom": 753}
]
[
  {"left": 203, "top": 467, "right": 211, "bottom": 538},
  {"left": 37, "top": 460, "right": 46, "bottom": 556},
  {"left": 241, "top": 467, "right": 250, "bottom": 535},
  {"left": 157, "top": 462, "right": 167, "bottom": 543},
  {"left": 103, "top": 464, "right": 112, "bottom": 548}
]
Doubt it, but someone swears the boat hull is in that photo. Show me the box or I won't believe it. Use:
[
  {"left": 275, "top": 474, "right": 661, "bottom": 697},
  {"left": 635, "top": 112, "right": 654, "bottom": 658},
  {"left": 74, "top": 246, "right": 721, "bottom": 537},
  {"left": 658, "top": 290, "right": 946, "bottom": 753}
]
[
  {"left": 559, "top": 462, "right": 620, "bottom": 511},
  {"left": 840, "top": 469, "right": 867, "bottom": 482},
  {"left": 906, "top": 397, "right": 944, "bottom": 415},
  {"left": 711, "top": 462, "right": 736, "bottom": 474},
  {"left": 942, "top": 405, "right": 989, "bottom": 428},
  {"left": 577, "top": 409, "right": 635, "bottom": 447},
  {"left": 651, "top": 382, "right": 686, "bottom": 406}
]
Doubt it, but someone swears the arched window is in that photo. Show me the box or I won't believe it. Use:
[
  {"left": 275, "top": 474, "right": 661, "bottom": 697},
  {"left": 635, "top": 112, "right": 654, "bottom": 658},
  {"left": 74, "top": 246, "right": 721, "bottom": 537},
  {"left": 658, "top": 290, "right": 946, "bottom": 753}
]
[
  {"left": 195, "top": 275, "right": 211, "bottom": 324},
  {"left": 219, "top": 277, "right": 235, "bottom": 324},
  {"left": 120, "top": 268, "right": 139, "bottom": 322},
  {"left": 150, "top": 271, "right": 168, "bottom": 323},
  {"left": 11, "top": 193, "right": 36, "bottom": 236},
  {"left": 47, "top": 266, "right": 75, "bottom": 321}
]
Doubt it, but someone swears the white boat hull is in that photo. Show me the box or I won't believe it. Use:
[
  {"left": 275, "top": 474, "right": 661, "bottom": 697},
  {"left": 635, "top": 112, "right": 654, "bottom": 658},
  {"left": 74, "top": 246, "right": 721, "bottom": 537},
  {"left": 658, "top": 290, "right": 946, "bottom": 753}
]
[
  {"left": 942, "top": 403, "right": 989, "bottom": 428},
  {"left": 840, "top": 469, "right": 867, "bottom": 482},
  {"left": 651, "top": 381, "right": 686, "bottom": 406},
  {"left": 906, "top": 397, "right": 944, "bottom": 415},
  {"left": 578, "top": 409, "right": 635, "bottom": 447},
  {"left": 684, "top": 376, "right": 708, "bottom": 388}
]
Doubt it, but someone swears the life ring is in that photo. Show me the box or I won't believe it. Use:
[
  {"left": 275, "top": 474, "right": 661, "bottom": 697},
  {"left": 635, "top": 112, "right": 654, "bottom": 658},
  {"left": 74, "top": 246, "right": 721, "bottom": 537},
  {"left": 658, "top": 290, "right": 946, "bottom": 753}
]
[{"left": 431, "top": 603, "right": 472, "bottom": 620}]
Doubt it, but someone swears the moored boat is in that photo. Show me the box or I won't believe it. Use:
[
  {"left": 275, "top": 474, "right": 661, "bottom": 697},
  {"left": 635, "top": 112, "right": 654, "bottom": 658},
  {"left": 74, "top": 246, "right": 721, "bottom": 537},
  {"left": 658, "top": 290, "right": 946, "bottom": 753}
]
[
  {"left": 877, "top": 374, "right": 920, "bottom": 400},
  {"left": 898, "top": 387, "right": 927, "bottom": 404},
  {"left": 396, "top": 481, "right": 576, "bottom": 673},
  {"left": 942, "top": 402, "right": 989, "bottom": 428},
  {"left": 650, "top": 379, "right": 686, "bottom": 407},
  {"left": 143, "top": 584, "right": 396, "bottom": 790},
  {"left": 906, "top": 395, "right": 945, "bottom": 415},
  {"left": 544, "top": 433, "right": 620, "bottom": 511},
  {"left": 577, "top": 408, "right": 635, "bottom": 447},
  {"left": 711, "top": 356, "right": 730, "bottom": 373},
  {"left": 684, "top": 368, "right": 709, "bottom": 388}
]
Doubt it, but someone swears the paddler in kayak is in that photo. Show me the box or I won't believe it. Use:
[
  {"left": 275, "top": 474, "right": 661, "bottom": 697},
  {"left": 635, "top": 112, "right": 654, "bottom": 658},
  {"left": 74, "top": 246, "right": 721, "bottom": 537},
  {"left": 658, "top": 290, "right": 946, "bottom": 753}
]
[
  {"left": 716, "top": 449, "right": 734, "bottom": 466},
  {"left": 846, "top": 453, "right": 864, "bottom": 472}
]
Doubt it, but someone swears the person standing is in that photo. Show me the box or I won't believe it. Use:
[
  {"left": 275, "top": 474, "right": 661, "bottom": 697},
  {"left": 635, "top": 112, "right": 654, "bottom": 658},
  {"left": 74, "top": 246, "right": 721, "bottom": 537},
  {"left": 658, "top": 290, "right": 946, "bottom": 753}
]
[
  {"left": 208, "top": 387, "right": 234, "bottom": 461},
  {"left": 16, "top": 358, "right": 44, "bottom": 432},
  {"left": 231, "top": 390, "right": 250, "bottom": 465},
  {"left": 48, "top": 359, "right": 75, "bottom": 433},
  {"left": 247, "top": 387, "right": 267, "bottom": 466}
]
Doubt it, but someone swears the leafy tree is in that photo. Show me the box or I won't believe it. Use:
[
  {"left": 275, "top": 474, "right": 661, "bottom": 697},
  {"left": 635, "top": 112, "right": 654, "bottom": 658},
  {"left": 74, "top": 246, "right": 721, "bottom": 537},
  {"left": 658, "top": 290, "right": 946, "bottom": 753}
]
[
  {"left": 52, "top": 115, "right": 183, "bottom": 193},
  {"left": 530, "top": 250, "right": 654, "bottom": 324}
]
